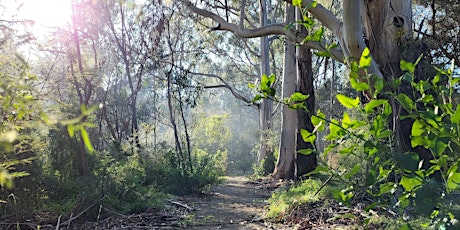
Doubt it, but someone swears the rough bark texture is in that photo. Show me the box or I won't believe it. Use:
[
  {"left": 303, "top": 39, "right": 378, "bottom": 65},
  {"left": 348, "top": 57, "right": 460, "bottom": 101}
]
[
  {"left": 295, "top": 8, "right": 316, "bottom": 178},
  {"left": 273, "top": 5, "right": 297, "bottom": 180}
]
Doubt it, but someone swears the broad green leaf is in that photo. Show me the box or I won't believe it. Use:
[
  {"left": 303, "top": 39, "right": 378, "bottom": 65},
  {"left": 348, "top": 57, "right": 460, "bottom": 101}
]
[
  {"left": 359, "top": 47, "right": 371, "bottom": 68},
  {"left": 451, "top": 106, "right": 460, "bottom": 124},
  {"left": 374, "top": 78, "right": 384, "bottom": 94},
  {"left": 289, "top": 92, "right": 309, "bottom": 102},
  {"left": 411, "top": 120, "right": 425, "bottom": 137},
  {"left": 350, "top": 78, "right": 369, "bottom": 91},
  {"left": 377, "top": 182, "right": 396, "bottom": 196},
  {"left": 397, "top": 194, "right": 410, "bottom": 209},
  {"left": 396, "top": 94, "right": 415, "bottom": 111},
  {"left": 292, "top": 0, "right": 302, "bottom": 7},
  {"left": 447, "top": 164, "right": 460, "bottom": 192},
  {"left": 378, "top": 130, "right": 392, "bottom": 139},
  {"left": 300, "top": 129, "right": 316, "bottom": 144},
  {"left": 342, "top": 112, "right": 352, "bottom": 129},
  {"left": 248, "top": 82, "right": 256, "bottom": 89},
  {"left": 80, "top": 128, "right": 94, "bottom": 152},
  {"left": 364, "top": 99, "right": 388, "bottom": 113},
  {"left": 311, "top": 110, "right": 326, "bottom": 132},
  {"left": 400, "top": 60, "right": 415, "bottom": 73},
  {"left": 400, "top": 175, "right": 422, "bottom": 192},
  {"left": 336, "top": 94, "right": 359, "bottom": 108}
]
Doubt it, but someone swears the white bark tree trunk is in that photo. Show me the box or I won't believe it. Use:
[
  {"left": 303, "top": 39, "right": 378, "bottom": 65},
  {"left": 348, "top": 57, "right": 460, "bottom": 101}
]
[{"left": 273, "top": 5, "right": 297, "bottom": 180}]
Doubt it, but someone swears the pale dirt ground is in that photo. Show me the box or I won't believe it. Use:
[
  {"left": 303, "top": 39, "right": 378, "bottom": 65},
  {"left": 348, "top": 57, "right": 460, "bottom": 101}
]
[{"left": 181, "top": 176, "right": 293, "bottom": 230}]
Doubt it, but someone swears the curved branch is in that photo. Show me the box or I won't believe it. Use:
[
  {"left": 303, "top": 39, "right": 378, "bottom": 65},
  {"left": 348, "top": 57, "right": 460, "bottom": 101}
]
[
  {"left": 180, "top": 0, "right": 344, "bottom": 61},
  {"left": 187, "top": 71, "right": 256, "bottom": 106}
]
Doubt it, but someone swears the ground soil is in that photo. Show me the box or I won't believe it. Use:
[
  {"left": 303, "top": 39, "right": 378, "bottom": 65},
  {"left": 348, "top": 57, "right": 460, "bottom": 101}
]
[
  {"left": 3, "top": 176, "right": 377, "bottom": 229},
  {"left": 180, "top": 176, "right": 291, "bottom": 230}
]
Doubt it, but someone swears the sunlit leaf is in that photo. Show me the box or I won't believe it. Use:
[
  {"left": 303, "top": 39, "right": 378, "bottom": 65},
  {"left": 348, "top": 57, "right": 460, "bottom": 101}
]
[
  {"left": 447, "top": 163, "right": 460, "bottom": 192},
  {"left": 400, "top": 175, "right": 422, "bottom": 192},
  {"left": 350, "top": 78, "right": 369, "bottom": 91},
  {"left": 411, "top": 120, "right": 425, "bottom": 137},
  {"left": 300, "top": 129, "right": 316, "bottom": 144},
  {"left": 292, "top": 0, "right": 303, "bottom": 7},
  {"left": 364, "top": 99, "right": 388, "bottom": 113},
  {"left": 336, "top": 94, "right": 359, "bottom": 108},
  {"left": 359, "top": 47, "right": 371, "bottom": 68},
  {"left": 80, "top": 128, "right": 94, "bottom": 152},
  {"left": 451, "top": 106, "right": 460, "bottom": 124},
  {"left": 289, "top": 92, "right": 309, "bottom": 103}
]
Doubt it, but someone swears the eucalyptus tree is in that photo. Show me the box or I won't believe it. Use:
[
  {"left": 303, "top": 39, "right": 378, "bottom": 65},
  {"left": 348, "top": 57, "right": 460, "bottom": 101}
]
[{"left": 180, "top": 0, "right": 419, "bottom": 176}]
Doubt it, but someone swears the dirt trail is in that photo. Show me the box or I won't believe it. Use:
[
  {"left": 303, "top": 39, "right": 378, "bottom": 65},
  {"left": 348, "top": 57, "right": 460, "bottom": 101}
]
[{"left": 180, "top": 176, "right": 289, "bottom": 230}]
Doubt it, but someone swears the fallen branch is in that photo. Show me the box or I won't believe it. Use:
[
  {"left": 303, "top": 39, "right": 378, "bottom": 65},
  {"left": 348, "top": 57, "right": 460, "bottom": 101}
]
[
  {"left": 166, "top": 199, "right": 194, "bottom": 211},
  {"left": 58, "top": 196, "right": 105, "bottom": 228}
]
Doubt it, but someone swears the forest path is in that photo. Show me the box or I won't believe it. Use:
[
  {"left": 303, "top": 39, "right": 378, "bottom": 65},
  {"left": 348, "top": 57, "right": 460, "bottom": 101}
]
[{"left": 180, "top": 176, "right": 290, "bottom": 230}]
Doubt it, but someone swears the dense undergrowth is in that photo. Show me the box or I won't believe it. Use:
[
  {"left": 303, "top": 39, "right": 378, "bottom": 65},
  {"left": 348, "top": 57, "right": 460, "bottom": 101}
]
[
  {"left": 265, "top": 52, "right": 460, "bottom": 229},
  {"left": 1, "top": 137, "right": 226, "bottom": 222}
]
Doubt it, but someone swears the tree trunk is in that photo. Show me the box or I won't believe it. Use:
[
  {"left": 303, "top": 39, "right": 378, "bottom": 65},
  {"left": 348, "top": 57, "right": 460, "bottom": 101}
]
[
  {"left": 295, "top": 8, "right": 316, "bottom": 178},
  {"left": 273, "top": 5, "right": 297, "bottom": 180},
  {"left": 257, "top": 0, "right": 275, "bottom": 174}
]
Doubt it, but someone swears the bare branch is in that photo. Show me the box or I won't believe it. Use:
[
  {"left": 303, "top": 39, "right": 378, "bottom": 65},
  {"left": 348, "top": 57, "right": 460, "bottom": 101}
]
[{"left": 187, "top": 71, "right": 256, "bottom": 106}]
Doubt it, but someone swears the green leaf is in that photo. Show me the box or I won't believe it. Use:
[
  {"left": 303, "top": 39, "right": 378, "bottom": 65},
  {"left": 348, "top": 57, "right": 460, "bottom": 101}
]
[
  {"left": 336, "top": 94, "right": 359, "bottom": 108},
  {"left": 298, "top": 149, "right": 314, "bottom": 155},
  {"left": 447, "top": 163, "right": 460, "bottom": 192},
  {"left": 374, "top": 78, "right": 384, "bottom": 94},
  {"left": 377, "top": 182, "right": 396, "bottom": 196},
  {"left": 400, "top": 175, "right": 422, "bottom": 192},
  {"left": 451, "top": 106, "right": 460, "bottom": 124},
  {"left": 300, "top": 129, "right": 316, "bottom": 144},
  {"left": 411, "top": 120, "right": 425, "bottom": 137},
  {"left": 292, "top": 0, "right": 302, "bottom": 7},
  {"left": 289, "top": 92, "right": 309, "bottom": 102},
  {"left": 350, "top": 78, "right": 369, "bottom": 91},
  {"left": 364, "top": 99, "right": 388, "bottom": 113},
  {"left": 252, "top": 95, "right": 263, "bottom": 102},
  {"left": 311, "top": 110, "right": 326, "bottom": 132},
  {"left": 342, "top": 112, "right": 352, "bottom": 129},
  {"left": 359, "top": 47, "right": 372, "bottom": 68},
  {"left": 398, "top": 223, "right": 413, "bottom": 230},
  {"left": 344, "top": 164, "right": 360, "bottom": 179},
  {"left": 396, "top": 94, "right": 415, "bottom": 111},
  {"left": 67, "top": 125, "right": 75, "bottom": 137},
  {"left": 400, "top": 60, "right": 415, "bottom": 73},
  {"left": 248, "top": 82, "right": 255, "bottom": 89},
  {"left": 314, "top": 51, "right": 331, "bottom": 57},
  {"left": 80, "top": 128, "right": 94, "bottom": 152}
]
